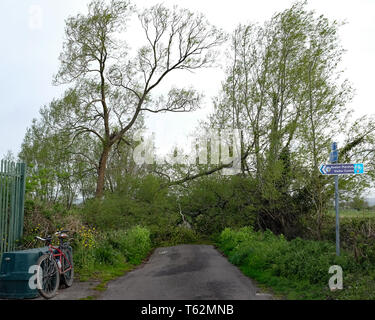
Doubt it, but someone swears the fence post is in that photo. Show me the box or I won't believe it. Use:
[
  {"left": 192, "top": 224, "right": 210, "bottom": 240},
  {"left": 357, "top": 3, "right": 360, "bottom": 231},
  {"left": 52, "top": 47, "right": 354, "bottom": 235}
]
[
  {"left": 18, "top": 163, "right": 26, "bottom": 240},
  {"left": 0, "top": 160, "right": 27, "bottom": 260}
]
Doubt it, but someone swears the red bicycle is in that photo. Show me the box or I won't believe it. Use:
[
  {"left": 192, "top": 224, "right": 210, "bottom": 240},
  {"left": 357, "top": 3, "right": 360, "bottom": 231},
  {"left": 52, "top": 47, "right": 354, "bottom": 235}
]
[{"left": 35, "top": 230, "right": 74, "bottom": 299}]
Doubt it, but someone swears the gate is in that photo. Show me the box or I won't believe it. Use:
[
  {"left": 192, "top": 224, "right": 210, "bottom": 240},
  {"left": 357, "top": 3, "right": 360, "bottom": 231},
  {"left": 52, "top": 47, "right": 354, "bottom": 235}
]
[{"left": 0, "top": 160, "right": 26, "bottom": 259}]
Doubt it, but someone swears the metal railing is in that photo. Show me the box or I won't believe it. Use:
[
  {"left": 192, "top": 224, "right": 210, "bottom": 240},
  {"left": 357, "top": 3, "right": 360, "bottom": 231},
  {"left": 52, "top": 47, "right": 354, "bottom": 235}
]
[{"left": 0, "top": 160, "right": 26, "bottom": 259}]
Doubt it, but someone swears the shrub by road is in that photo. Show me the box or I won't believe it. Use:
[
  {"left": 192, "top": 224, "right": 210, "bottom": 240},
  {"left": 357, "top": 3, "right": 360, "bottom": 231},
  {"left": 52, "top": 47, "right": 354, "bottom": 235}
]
[{"left": 217, "top": 227, "right": 375, "bottom": 300}]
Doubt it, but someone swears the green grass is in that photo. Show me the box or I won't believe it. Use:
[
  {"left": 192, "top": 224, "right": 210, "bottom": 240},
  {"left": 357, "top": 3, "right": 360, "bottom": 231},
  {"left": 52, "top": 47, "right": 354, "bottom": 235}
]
[
  {"left": 77, "top": 261, "right": 133, "bottom": 283},
  {"left": 326, "top": 208, "right": 375, "bottom": 218},
  {"left": 73, "top": 225, "right": 154, "bottom": 298},
  {"left": 75, "top": 262, "right": 133, "bottom": 300},
  {"left": 93, "top": 262, "right": 134, "bottom": 290},
  {"left": 76, "top": 249, "right": 152, "bottom": 300},
  {"left": 238, "top": 264, "right": 329, "bottom": 299},
  {"left": 80, "top": 296, "right": 96, "bottom": 300},
  {"left": 216, "top": 227, "right": 375, "bottom": 300}
]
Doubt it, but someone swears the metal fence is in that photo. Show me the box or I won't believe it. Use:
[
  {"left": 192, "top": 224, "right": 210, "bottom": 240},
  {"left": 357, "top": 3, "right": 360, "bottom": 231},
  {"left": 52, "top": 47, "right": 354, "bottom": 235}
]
[{"left": 0, "top": 160, "right": 26, "bottom": 258}]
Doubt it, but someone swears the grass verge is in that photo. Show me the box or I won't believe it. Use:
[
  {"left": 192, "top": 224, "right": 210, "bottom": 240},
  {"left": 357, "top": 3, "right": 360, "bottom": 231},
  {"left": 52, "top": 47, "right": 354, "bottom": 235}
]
[{"left": 216, "top": 226, "right": 375, "bottom": 300}]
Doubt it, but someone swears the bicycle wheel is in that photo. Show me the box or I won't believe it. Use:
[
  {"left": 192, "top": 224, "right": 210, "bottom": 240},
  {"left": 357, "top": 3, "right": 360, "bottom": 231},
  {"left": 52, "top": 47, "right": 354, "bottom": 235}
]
[
  {"left": 61, "top": 248, "right": 74, "bottom": 287},
  {"left": 36, "top": 254, "right": 60, "bottom": 299}
]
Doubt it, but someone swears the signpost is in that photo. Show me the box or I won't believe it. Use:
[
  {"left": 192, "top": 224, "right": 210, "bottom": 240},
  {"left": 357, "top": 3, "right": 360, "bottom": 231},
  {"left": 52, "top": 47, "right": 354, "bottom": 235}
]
[
  {"left": 319, "top": 163, "right": 364, "bottom": 175},
  {"left": 320, "top": 142, "right": 365, "bottom": 256}
]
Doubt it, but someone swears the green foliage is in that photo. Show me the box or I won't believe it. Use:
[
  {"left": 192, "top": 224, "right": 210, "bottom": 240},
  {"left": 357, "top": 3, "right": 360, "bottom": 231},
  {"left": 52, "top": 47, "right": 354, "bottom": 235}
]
[
  {"left": 272, "top": 238, "right": 356, "bottom": 284},
  {"left": 350, "top": 196, "right": 368, "bottom": 212},
  {"left": 83, "top": 175, "right": 179, "bottom": 231},
  {"left": 180, "top": 176, "right": 258, "bottom": 236},
  {"left": 106, "top": 226, "right": 152, "bottom": 264},
  {"left": 15, "top": 0, "right": 375, "bottom": 300},
  {"left": 335, "top": 217, "right": 375, "bottom": 266},
  {"left": 73, "top": 226, "right": 152, "bottom": 276},
  {"left": 93, "top": 242, "right": 123, "bottom": 266},
  {"left": 168, "top": 227, "right": 199, "bottom": 246},
  {"left": 21, "top": 200, "right": 153, "bottom": 277},
  {"left": 143, "top": 222, "right": 202, "bottom": 247},
  {"left": 217, "top": 227, "right": 368, "bottom": 299}
]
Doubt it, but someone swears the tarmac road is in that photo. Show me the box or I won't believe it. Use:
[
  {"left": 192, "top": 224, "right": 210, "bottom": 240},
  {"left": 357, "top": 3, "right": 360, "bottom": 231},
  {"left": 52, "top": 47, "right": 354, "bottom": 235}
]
[{"left": 98, "top": 244, "right": 272, "bottom": 300}]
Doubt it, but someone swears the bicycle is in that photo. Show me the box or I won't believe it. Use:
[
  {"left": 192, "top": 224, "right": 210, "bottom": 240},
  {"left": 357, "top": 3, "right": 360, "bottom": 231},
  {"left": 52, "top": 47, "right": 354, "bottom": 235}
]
[{"left": 35, "top": 230, "right": 74, "bottom": 299}]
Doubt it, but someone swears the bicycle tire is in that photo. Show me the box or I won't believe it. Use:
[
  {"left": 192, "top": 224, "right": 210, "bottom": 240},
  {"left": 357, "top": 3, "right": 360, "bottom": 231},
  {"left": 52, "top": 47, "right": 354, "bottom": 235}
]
[
  {"left": 36, "top": 254, "right": 60, "bottom": 299},
  {"left": 61, "top": 248, "right": 74, "bottom": 287}
]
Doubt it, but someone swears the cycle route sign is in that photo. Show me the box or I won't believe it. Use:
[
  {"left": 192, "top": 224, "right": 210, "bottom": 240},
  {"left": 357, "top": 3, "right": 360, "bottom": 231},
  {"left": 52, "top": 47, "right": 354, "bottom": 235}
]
[{"left": 319, "top": 163, "right": 364, "bottom": 175}]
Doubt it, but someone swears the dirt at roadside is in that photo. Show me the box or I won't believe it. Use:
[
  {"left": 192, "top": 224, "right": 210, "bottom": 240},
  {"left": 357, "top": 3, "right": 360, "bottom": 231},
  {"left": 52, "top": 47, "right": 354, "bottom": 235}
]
[{"left": 34, "top": 279, "right": 101, "bottom": 300}]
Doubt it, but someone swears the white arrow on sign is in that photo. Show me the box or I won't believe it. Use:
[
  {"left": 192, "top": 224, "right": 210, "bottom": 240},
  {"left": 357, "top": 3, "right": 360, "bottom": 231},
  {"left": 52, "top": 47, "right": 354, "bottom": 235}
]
[{"left": 319, "top": 164, "right": 329, "bottom": 174}]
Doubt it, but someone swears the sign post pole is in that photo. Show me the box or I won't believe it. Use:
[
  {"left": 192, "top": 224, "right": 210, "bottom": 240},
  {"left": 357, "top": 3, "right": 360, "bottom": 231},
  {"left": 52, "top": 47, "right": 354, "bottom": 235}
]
[
  {"left": 334, "top": 174, "right": 340, "bottom": 256},
  {"left": 319, "top": 145, "right": 364, "bottom": 256},
  {"left": 331, "top": 142, "right": 340, "bottom": 256}
]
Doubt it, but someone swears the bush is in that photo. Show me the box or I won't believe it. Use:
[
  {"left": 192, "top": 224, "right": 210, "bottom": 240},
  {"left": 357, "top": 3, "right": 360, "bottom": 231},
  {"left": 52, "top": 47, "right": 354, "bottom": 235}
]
[
  {"left": 121, "top": 226, "right": 152, "bottom": 264},
  {"left": 179, "top": 176, "right": 258, "bottom": 236},
  {"left": 20, "top": 200, "right": 85, "bottom": 250},
  {"left": 218, "top": 226, "right": 257, "bottom": 254},
  {"left": 272, "top": 238, "right": 356, "bottom": 284},
  {"left": 73, "top": 245, "right": 95, "bottom": 271},
  {"left": 149, "top": 225, "right": 200, "bottom": 247},
  {"left": 81, "top": 175, "right": 179, "bottom": 231},
  {"left": 337, "top": 217, "right": 375, "bottom": 265},
  {"left": 169, "top": 226, "right": 199, "bottom": 245},
  {"left": 217, "top": 227, "right": 361, "bottom": 299},
  {"left": 107, "top": 226, "right": 152, "bottom": 264},
  {"left": 72, "top": 225, "right": 152, "bottom": 277},
  {"left": 93, "top": 241, "right": 123, "bottom": 265}
]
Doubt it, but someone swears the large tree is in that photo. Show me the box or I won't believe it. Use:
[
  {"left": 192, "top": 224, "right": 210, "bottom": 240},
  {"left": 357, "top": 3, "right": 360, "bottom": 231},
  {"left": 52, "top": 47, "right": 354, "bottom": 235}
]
[
  {"left": 197, "top": 2, "right": 358, "bottom": 235},
  {"left": 53, "top": 0, "right": 226, "bottom": 197}
]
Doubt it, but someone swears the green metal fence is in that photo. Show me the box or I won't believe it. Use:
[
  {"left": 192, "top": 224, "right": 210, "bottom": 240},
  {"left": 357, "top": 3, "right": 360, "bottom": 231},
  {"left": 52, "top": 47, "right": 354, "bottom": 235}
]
[{"left": 0, "top": 160, "right": 26, "bottom": 258}]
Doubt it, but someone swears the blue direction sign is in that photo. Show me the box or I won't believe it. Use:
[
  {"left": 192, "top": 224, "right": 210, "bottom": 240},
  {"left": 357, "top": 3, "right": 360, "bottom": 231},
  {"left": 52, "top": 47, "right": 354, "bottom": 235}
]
[{"left": 319, "top": 163, "right": 364, "bottom": 175}]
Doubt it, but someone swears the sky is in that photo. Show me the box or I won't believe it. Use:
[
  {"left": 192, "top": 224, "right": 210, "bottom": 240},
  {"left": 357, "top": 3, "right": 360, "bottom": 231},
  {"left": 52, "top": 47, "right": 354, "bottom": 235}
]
[{"left": 0, "top": 0, "right": 374, "bottom": 163}]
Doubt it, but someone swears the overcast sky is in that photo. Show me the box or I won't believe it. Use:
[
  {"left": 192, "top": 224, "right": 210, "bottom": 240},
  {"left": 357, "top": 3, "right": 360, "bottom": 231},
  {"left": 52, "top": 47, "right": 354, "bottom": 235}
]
[{"left": 1, "top": 0, "right": 374, "bottom": 160}]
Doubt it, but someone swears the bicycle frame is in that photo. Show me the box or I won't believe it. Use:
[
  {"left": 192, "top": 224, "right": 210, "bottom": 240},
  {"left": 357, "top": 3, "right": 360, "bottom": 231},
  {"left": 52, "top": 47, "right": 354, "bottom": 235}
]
[{"left": 48, "top": 244, "right": 72, "bottom": 275}]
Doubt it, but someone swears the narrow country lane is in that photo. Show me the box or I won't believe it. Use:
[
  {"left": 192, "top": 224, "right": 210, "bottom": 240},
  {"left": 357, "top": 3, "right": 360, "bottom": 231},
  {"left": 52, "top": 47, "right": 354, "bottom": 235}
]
[{"left": 98, "top": 244, "right": 272, "bottom": 300}]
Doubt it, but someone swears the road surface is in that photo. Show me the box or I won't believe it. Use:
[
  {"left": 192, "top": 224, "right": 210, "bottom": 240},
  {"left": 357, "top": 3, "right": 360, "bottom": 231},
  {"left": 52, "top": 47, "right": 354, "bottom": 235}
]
[{"left": 98, "top": 244, "right": 272, "bottom": 300}]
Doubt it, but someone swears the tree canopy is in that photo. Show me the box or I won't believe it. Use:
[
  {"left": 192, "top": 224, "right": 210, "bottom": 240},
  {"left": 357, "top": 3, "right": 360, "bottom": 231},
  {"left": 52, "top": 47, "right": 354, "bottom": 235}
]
[{"left": 20, "top": 1, "right": 375, "bottom": 237}]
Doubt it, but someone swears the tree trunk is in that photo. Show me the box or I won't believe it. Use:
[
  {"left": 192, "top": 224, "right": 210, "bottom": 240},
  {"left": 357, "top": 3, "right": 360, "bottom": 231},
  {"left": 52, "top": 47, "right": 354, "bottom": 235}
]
[{"left": 95, "top": 146, "right": 110, "bottom": 198}]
